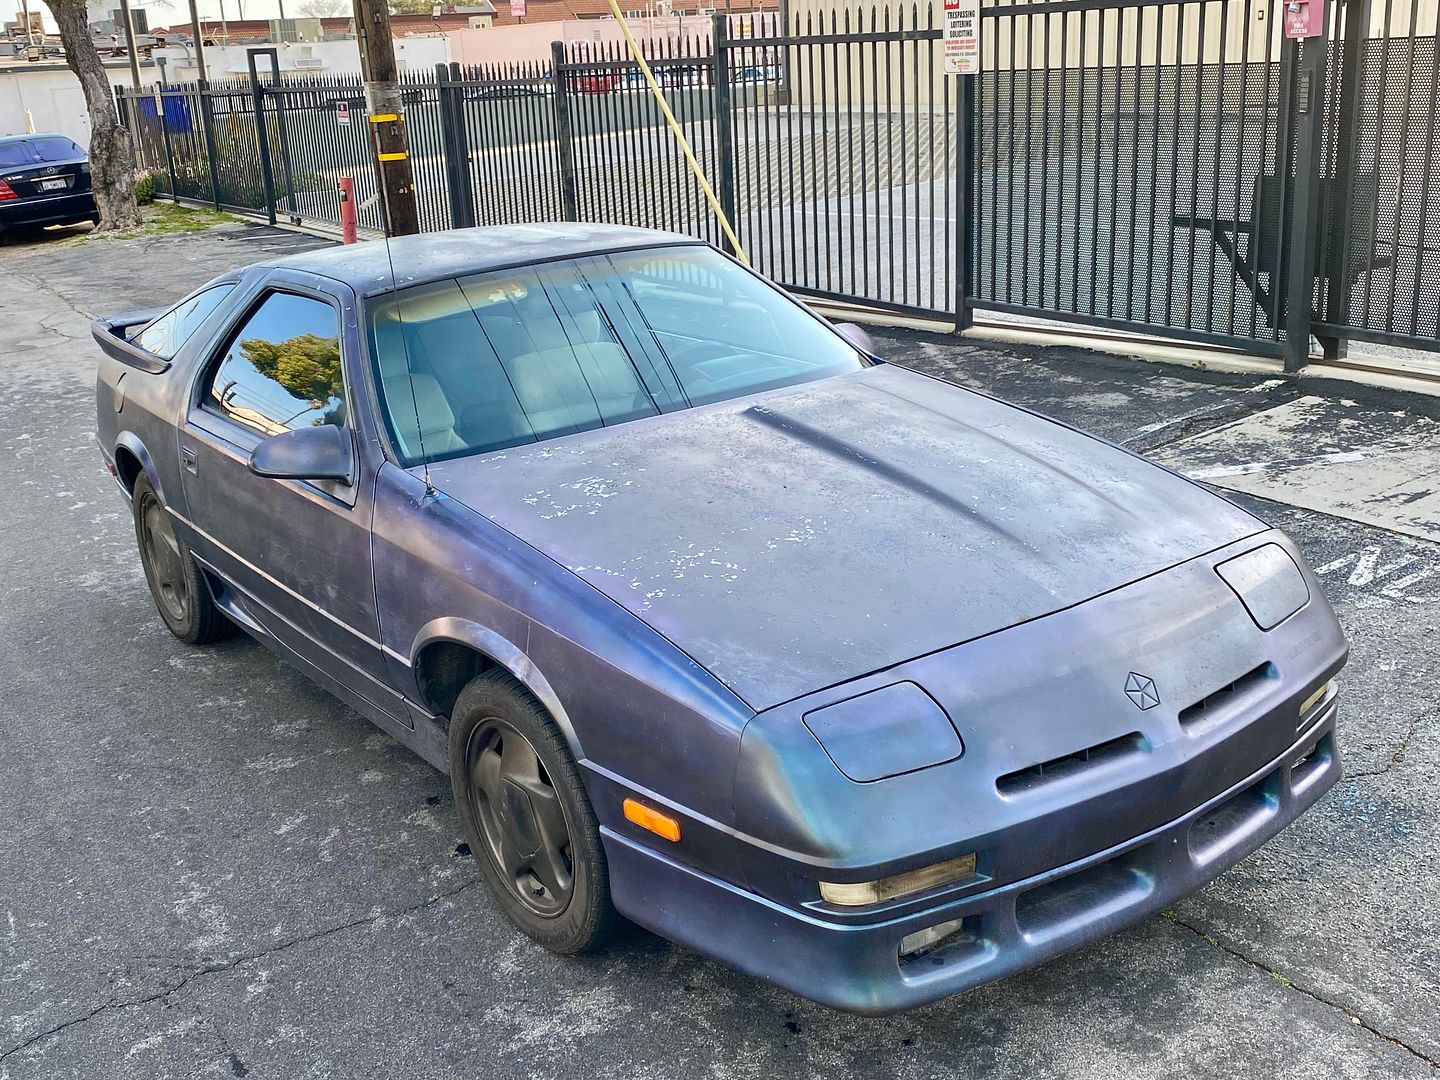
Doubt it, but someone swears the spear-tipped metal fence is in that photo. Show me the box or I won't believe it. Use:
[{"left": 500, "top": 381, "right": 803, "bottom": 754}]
[{"left": 116, "top": 1, "right": 1440, "bottom": 364}]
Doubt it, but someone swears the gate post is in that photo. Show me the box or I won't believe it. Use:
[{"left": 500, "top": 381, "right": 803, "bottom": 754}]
[
  {"left": 246, "top": 48, "right": 279, "bottom": 225},
  {"left": 1321, "top": 0, "right": 1371, "bottom": 360},
  {"left": 196, "top": 79, "right": 223, "bottom": 210},
  {"left": 1282, "top": 23, "right": 1333, "bottom": 373},
  {"left": 437, "top": 62, "right": 477, "bottom": 229},
  {"left": 156, "top": 85, "right": 181, "bottom": 205},
  {"left": 115, "top": 84, "right": 141, "bottom": 164},
  {"left": 712, "top": 12, "right": 740, "bottom": 256},
  {"left": 955, "top": 70, "right": 976, "bottom": 333},
  {"left": 550, "top": 41, "right": 580, "bottom": 223}
]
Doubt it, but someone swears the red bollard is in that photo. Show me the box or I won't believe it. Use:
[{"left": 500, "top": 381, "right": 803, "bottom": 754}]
[{"left": 338, "top": 176, "right": 357, "bottom": 245}]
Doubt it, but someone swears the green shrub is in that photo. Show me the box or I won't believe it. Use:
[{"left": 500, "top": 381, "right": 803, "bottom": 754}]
[{"left": 133, "top": 170, "right": 157, "bottom": 205}]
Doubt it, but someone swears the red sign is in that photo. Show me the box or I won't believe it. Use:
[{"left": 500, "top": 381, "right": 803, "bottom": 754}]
[
  {"left": 510, "top": 0, "right": 526, "bottom": 17},
  {"left": 1283, "top": 0, "right": 1324, "bottom": 38},
  {"left": 336, "top": 100, "right": 351, "bottom": 125}
]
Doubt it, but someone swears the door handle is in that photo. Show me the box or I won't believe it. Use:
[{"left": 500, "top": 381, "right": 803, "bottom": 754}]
[{"left": 181, "top": 446, "right": 198, "bottom": 475}]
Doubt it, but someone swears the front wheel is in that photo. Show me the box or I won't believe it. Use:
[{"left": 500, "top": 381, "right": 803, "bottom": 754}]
[
  {"left": 449, "top": 671, "right": 618, "bottom": 954},
  {"left": 132, "top": 474, "right": 231, "bottom": 645}
]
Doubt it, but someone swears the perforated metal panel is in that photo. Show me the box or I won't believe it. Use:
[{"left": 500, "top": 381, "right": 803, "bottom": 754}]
[
  {"left": 971, "top": 0, "right": 1294, "bottom": 349},
  {"left": 1320, "top": 25, "right": 1440, "bottom": 346}
]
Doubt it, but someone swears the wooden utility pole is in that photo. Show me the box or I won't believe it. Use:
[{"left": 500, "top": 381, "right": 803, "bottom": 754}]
[{"left": 351, "top": 0, "right": 419, "bottom": 236}]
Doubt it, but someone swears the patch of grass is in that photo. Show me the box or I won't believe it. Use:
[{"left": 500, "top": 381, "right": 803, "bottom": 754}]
[{"left": 76, "top": 201, "right": 236, "bottom": 243}]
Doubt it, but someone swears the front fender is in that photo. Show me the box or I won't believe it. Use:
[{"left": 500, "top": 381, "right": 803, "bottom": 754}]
[{"left": 404, "top": 616, "right": 581, "bottom": 757}]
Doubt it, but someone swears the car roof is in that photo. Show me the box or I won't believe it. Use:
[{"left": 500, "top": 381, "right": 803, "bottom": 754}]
[
  {"left": 0, "top": 132, "right": 75, "bottom": 144},
  {"left": 260, "top": 223, "right": 703, "bottom": 297}
]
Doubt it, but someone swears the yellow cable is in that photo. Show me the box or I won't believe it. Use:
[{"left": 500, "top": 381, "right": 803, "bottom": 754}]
[{"left": 603, "top": 0, "right": 749, "bottom": 265}]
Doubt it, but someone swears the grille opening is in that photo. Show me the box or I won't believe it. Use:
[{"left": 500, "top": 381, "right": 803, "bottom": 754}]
[
  {"left": 1187, "top": 774, "right": 1280, "bottom": 862},
  {"left": 898, "top": 916, "right": 997, "bottom": 975},
  {"left": 1178, "top": 662, "right": 1277, "bottom": 735},
  {"left": 1014, "top": 847, "right": 1154, "bottom": 941},
  {"left": 1290, "top": 731, "right": 1334, "bottom": 790},
  {"left": 996, "top": 732, "right": 1148, "bottom": 796}
]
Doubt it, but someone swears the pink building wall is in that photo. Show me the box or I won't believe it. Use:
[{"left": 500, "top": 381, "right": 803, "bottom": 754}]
[{"left": 446, "top": 12, "right": 777, "bottom": 68}]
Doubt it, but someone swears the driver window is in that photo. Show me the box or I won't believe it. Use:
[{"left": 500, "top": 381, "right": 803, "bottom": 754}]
[{"left": 203, "top": 292, "right": 346, "bottom": 437}]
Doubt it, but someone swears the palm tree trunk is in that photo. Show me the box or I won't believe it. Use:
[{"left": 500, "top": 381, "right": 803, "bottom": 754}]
[{"left": 42, "top": 0, "right": 143, "bottom": 230}]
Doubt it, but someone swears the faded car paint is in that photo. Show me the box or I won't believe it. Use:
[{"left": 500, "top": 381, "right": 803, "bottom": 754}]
[
  {"left": 425, "top": 363, "right": 1266, "bottom": 709},
  {"left": 93, "top": 224, "right": 1346, "bottom": 1014}
]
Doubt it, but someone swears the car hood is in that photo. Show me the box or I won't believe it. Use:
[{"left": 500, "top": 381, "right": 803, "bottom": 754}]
[{"left": 426, "top": 365, "right": 1263, "bottom": 710}]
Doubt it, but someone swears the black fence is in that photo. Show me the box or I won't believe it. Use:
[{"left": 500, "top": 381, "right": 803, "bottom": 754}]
[{"left": 117, "top": 0, "right": 1440, "bottom": 364}]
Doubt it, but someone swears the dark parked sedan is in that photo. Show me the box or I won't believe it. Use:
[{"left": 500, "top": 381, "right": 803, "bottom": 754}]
[
  {"left": 0, "top": 133, "right": 98, "bottom": 240},
  {"left": 93, "top": 224, "right": 1346, "bottom": 1013}
]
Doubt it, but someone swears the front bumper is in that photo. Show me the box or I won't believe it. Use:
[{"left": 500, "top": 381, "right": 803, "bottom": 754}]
[
  {"left": 602, "top": 702, "right": 1339, "bottom": 1014},
  {"left": 0, "top": 190, "right": 96, "bottom": 229}
]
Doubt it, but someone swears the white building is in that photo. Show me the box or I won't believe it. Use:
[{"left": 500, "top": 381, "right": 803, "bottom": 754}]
[{"left": 0, "top": 57, "right": 155, "bottom": 143}]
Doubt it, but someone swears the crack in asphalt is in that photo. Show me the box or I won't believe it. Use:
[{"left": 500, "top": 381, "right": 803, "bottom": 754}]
[
  {"left": 3, "top": 267, "right": 94, "bottom": 323},
  {"left": 0, "top": 878, "right": 481, "bottom": 1065},
  {"left": 1341, "top": 709, "right": 1426, "bottom": 781},
  {"left": 1120, "top": 382, "right": 1302, "bottom": 455},
  {"left": 1167, "top": 914, "right": 1440, "bottom": 1071}
]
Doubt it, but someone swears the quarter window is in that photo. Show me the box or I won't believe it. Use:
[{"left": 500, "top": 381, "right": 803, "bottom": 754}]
[
  {"left": 203, "top": 292, "right": 345, "bottom": 436},
  {"left": 133, "top": 283, "right": 235, "bottom": 360}
]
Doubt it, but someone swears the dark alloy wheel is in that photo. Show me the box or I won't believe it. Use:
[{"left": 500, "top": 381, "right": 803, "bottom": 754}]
[
  {"left": 140, "top": 494, "right": 189, "bottom": 626},
  {"left": 465, "top": 717, "right": 575, "bottom": 916},
  {"left": 131, "top": 474, "right": 231, "bottom": 645},
  {"left": 449, "top": 670, "right": 619, "bottom": 954}
]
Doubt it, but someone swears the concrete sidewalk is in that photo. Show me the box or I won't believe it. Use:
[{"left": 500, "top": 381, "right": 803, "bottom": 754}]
[{"left": 0, "top": 223, "right": 1436, "bottom": 1080}]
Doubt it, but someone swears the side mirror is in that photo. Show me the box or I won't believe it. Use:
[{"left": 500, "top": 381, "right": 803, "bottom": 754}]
[
  {"left": 833, "top": 322, "right": 876, "bottom": 355},
  {"left": 248, "top": 425, "right": 354, "bottom": 483}
]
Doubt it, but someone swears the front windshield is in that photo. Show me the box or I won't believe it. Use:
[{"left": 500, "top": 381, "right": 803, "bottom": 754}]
[{"left": 367, "top": 245, "right": 866, "bottom": 465}]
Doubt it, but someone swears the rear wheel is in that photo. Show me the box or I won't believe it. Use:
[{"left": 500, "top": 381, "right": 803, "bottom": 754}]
[
  {"left": 132, "top": 474, "right": 231, "bottom": 645},
  {"left": 449, "top": 671, "right": 618, "bottom": 954}
]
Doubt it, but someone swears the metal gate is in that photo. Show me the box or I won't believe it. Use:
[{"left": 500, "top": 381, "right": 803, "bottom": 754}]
[
  {"left": 116, "top": 0, "right": 1440, "bottom": 365},
  {"left": 965, "top": 0, "right": 1440, "bottom": 364}
]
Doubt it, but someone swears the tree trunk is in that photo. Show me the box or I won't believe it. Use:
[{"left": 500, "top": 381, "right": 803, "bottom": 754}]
[{"left": 42, "top": 0, "right": 143, "bottom": 231}]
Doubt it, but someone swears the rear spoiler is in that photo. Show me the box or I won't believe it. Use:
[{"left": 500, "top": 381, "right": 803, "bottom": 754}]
[{"left": 90, "top": 307, "right": 169, "bottom": 373}]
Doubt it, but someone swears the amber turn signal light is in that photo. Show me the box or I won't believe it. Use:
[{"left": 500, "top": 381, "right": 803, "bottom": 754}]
[{"left": 623, "top": 798, "right": 681, "bottom": 842}]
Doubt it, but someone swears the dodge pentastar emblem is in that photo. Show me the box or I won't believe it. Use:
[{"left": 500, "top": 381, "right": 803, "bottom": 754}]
[{"left": 1125, "top": 672, "right": 1161, "bottom": 710}]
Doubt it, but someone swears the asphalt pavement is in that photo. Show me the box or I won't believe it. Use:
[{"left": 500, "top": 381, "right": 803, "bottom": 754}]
[{"left": 0, "top": 221, "right": 1436, "bottom": 1079}]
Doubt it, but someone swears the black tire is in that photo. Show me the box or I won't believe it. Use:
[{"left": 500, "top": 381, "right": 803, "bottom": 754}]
[
  {"left": 132, "top": 474, "right": 231, "bottom": 645},
  {"left": 449, "top": 670, "right": 618, "bottom": 954}
]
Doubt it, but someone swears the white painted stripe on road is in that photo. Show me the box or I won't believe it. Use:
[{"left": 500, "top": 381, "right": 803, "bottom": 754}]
[{"left": 1186, "top": 450, "right": 1372, "bottom": 479}]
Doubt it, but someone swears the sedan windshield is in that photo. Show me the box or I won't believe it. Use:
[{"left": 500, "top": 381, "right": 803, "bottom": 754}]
[{"left": 367, "top": 246, "right": 866, "bottom": 465}]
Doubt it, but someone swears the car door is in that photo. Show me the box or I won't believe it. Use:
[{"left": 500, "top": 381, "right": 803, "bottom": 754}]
[{"left": 176, "top": 271, "right": 400, "bottom": 719}]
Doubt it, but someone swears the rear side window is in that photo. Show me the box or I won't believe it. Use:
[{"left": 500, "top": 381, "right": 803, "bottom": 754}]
[
  {"left": 202, "top": 292, "right": 345, "bottom": 436},
  {"left": 133, "top": 284, "right": 235, "bottom": 360}
]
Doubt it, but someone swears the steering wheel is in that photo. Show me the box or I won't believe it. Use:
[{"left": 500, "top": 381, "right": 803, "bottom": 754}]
[{"left": 666, "top": 340, "right": 745, "bottom": 370}]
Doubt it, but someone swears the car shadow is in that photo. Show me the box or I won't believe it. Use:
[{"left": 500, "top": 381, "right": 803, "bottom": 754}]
[{"left": 0, "top": 221, "right": 97, "bottom": 248}]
